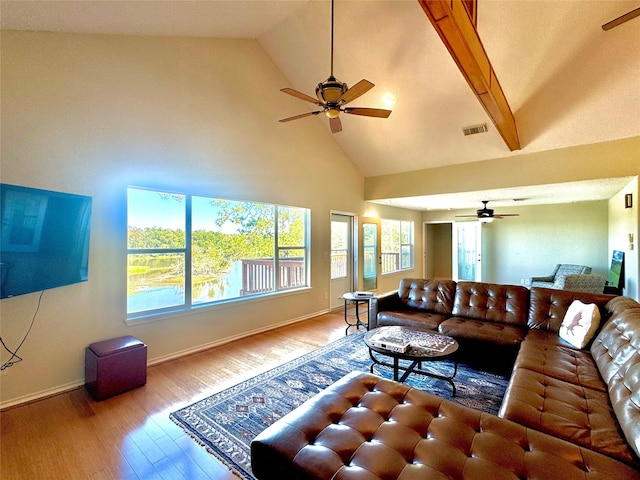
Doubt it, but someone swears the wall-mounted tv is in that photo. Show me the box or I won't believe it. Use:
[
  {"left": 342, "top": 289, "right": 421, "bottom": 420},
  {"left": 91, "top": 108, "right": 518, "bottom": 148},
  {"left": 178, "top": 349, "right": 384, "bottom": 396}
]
[{"left": 1, "top": 184, "right": 92, "bottom": 299}]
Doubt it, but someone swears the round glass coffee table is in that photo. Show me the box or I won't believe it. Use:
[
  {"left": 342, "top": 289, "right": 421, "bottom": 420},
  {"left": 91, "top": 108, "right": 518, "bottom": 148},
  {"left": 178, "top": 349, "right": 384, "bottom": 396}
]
[{"left": 364, "top": 326, "right": 459, "bottom": 396}]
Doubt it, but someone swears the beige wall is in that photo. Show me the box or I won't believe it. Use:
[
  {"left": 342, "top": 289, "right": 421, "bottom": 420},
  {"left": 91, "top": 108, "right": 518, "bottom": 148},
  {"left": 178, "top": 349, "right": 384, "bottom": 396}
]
[
  {"left": 608, "top": 177, "right": 639, "bottom": 299},
  {"left": 422, "top": 201, "right": 610, "bottom": 286},
  {"left": 365, "top": 136, "right": 640, "bottom": 200},
  {"left": 482, "top": 201, "right": 609, "bottom": 284},
  {"left": 361, "top": 202, "right": 424, "bottom": 295},
  {"left": 0, "top": 31, "right": 372, "bottom": 406}
]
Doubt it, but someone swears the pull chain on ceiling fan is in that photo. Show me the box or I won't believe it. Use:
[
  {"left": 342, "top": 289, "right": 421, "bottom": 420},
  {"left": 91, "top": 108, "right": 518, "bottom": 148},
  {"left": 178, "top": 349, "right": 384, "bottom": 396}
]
[{"left": 278, "top": 0, "right": 392, "bottom": 133}]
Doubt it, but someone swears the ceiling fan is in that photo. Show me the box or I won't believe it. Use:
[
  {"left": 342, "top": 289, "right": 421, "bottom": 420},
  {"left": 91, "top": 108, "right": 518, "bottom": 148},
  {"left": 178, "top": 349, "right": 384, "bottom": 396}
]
[
  {"left": 278, "top": 0, "right": 391, "bottom": 133},
  {"left": 602, "top": 7, "right": 640, "bottom": 31},
  {"left": 456, "top": 201, "right": 520, "bottom": 222}
]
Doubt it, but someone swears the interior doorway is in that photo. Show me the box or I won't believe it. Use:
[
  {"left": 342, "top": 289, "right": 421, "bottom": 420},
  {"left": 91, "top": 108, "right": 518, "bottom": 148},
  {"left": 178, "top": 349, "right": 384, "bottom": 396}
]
[
  {"left": 423, "top": 222, "right": 453, "bottom": 278},
  {"left": 424, "top": 221, "right": 482, "bottom": 281},
  {"left": 330, "top": 213, "right": 355, "bottom": 311}
]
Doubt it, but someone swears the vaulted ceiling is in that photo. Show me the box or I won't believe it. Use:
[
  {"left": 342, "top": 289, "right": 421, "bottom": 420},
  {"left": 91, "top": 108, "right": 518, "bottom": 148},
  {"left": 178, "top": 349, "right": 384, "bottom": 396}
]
[{"left": 2, "top": 0, "right": 639, "bottom": 208}]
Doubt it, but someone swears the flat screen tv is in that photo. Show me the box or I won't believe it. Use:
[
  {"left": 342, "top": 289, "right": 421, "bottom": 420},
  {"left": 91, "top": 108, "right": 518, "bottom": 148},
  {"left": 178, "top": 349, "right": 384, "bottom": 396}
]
[{"left": 1, "top": 184, "right": 92, "bottom": 299}]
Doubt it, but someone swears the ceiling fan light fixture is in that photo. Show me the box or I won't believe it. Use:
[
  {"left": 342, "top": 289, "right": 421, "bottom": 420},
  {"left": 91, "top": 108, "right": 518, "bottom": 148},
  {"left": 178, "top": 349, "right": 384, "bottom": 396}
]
[
  {"left": 316, "top": 76, "right": 346, "bottom": 103},
  {"left": 325, "top": 108, "right": 340, "bottom": 118},
  {"left": 479, "top": 216, "right": 494, "bottom": 223}
]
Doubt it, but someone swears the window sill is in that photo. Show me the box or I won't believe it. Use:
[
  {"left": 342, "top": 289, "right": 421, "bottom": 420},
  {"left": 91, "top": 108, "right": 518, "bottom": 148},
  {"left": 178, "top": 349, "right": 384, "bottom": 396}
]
[{"left": 125, "top": 286, "right": 312, "bottom": 326}]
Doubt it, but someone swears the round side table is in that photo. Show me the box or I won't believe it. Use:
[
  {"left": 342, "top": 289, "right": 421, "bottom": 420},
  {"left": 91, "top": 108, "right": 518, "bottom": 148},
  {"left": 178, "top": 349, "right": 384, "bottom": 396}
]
[{"left": 342, "top": 292, "right": 375, "bottom": 335}]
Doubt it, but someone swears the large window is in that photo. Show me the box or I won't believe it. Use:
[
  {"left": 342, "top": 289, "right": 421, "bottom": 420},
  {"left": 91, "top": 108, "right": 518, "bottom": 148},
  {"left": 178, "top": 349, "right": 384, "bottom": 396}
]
[
  {"left": 127, "top": 187, "right": 310, "bottom": 318},
  {"left": 381, "top": 219, "right": 414, "bottom": 274}
]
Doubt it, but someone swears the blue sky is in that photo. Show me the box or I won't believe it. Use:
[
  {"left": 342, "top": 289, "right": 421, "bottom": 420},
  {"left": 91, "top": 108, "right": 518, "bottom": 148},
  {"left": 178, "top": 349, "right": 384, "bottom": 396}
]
[{"left": 127, "top": 188, "right": 232, "bottom": 232}]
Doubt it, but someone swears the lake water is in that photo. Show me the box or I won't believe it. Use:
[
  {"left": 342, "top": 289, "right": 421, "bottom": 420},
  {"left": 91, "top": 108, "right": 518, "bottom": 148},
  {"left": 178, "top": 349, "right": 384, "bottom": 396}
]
[{"left": 128, "top": 260, "right": 244, "bottom": 313}]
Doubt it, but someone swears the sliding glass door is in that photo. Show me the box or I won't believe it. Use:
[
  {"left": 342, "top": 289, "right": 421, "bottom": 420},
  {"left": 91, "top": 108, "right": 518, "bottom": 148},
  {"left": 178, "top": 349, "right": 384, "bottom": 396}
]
[{"left": 453, "top": 221, "right": 482, "bottom": 281}]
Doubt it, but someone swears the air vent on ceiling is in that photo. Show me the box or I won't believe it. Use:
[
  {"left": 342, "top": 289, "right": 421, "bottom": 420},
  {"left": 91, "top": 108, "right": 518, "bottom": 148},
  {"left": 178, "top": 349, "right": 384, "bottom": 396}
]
[{"left": 463, "top": 124, "right": 488, "bottom": 136}]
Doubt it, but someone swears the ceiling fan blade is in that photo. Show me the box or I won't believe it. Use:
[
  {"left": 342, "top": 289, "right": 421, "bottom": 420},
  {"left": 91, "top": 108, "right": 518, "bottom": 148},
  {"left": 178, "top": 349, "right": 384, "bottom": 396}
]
[
  {"left": 493, "top": 214, "right": 519, "bottom": 218},
  {"left": 344, "top": 107, "right": 392, "bottom": 118},
  {"left": 455, "top": 214, "right": 479, "bottom": 218},
  {"left": 329, "top": 116, "right": 342, "bottom": 133},
  {"left": 279, "top": 111, "right": 321, "bottom": 122},
  {"left": 602, "top": 7, "right": 640, "bottom": 31},
  {"left": 338, "top": 79, "right": 374, "bottom": 104},
  {"left": 281, "top": 88, "right": 321, "bottom": 105}
]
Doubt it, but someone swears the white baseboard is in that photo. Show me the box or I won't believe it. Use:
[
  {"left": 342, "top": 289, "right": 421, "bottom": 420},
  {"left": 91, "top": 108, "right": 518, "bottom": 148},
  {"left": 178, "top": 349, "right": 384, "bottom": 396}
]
[
  {"left": 1, "top": 379, "right": 85, "bottom": 410},
  {"left": 0, "top": 309, "right": 330, "bottom": 410},
  {"left": 149, "top": 308, "right": 329, "bottom": 366}
]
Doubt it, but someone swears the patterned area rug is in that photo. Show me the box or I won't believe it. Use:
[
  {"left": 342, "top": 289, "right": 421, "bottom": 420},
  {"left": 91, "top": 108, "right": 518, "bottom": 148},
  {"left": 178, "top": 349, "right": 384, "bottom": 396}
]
[{"left": 170, "top": 330, "right": 509, "bottom": 480}]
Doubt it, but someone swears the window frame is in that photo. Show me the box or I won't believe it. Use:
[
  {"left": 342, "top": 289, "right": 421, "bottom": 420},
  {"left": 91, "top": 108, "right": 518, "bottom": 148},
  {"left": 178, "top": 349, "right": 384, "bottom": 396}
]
[
  {"left": 126, "top": 186, "right": 310, "bottom": 321},
  {"left": 380, "top": 218, "right": 414, "bottom": 275}
]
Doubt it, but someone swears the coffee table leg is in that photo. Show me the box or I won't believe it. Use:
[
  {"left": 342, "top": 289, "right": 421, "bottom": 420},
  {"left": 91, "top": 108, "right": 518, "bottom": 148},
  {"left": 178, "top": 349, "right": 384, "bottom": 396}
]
[
  {"left": 407, "top": 358, "right": 458, "bottom": 396},
  {"left": 399, "top": 360, "right": 419, "bottom": 383}
]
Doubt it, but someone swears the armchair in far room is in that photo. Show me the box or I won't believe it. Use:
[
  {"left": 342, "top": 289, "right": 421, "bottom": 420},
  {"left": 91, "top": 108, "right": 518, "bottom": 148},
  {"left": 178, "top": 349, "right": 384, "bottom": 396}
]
[
  {"left": 530, "top": 264, "right": 592, "bottom": 288},
  {"left": 553, "top": 274, "right": 607, "bottom": 294}
]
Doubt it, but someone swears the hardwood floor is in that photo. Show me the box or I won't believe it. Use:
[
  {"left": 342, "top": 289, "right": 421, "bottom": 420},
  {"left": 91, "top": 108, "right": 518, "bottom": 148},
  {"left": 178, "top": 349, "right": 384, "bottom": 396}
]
[{"left": 1, "top": 312, "right": 347, "bottom": 479}]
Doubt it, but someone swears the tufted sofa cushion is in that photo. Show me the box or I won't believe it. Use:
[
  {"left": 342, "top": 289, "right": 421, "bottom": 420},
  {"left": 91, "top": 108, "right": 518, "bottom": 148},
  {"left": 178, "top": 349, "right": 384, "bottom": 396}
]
[
  {"left": 438, "top": 316, "right": 526, "bottom": 346},
  {"left": 590, "top": 298, "right": 640, "bottom": 461},
  {"left": 375, "top": 278, "right": 456, "bottom": 331},
  {"left": 527, "top": 287, "right": 613, "bottom": 332},
  {"left": 437, "top": 282, "right": 529, "bottom": 346},
  {"left": 397, "top": 278, "right": 456, "bottom": 314},
  {"left": 251, "top": 371, "right": 640, "bottom": 480},
  {"left": 450, "top": 281, "right": 529, "bottom": 325},
  {"left": 513, "top": 332, "right": 607, "bottom": 392},
  {"left": 499, "top": 367, "right": 637, "bottom": 464}
]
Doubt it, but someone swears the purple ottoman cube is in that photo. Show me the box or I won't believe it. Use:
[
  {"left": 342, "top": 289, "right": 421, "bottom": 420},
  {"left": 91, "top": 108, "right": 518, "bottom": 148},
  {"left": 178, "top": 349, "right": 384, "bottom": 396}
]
[{"left": 85, "top": 336, "right": 147, "bottom": 400}]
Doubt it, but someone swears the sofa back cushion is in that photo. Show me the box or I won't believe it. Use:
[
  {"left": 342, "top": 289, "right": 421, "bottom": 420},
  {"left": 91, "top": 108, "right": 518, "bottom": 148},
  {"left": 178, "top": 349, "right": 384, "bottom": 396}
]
[
  {"left": 527, "top": 287, "right": 613, "bottom": 332},
  {"left": 452, "top": 281, "right": 529, "bottom": 325},
  {"left": 397, "top": 278, "right": 456, "bottom": 315},
  {"left": 591, "top": 297, "right": 640, "bottom": 459},
  {"left": 555, "top": 264, "right": 592, "bottom": 278}
]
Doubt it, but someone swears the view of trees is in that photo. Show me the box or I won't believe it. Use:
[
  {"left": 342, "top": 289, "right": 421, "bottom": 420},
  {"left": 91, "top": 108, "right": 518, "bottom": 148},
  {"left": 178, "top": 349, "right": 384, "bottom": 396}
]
[{"left": 127, "top": 193, "right": 307, "bottom": 311}]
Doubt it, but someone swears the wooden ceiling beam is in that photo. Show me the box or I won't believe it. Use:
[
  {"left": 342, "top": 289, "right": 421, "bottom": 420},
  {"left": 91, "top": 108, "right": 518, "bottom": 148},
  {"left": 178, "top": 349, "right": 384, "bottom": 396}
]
[{"left": 418, "top": 0, "right": 521, "bottom": 151}]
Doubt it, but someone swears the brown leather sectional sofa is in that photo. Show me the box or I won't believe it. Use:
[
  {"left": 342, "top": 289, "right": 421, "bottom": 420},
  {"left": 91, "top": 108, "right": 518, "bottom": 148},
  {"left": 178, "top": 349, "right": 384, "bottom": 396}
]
[{"left": 251, "top": 279, "right": 640, "bottom": 479}]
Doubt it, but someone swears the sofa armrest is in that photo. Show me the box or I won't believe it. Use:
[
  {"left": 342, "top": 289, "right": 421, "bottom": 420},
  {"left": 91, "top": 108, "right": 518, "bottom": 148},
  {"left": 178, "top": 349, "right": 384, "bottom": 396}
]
[
  {"left": 531, "top": 275, "right": 554, "bottom": 283},
  {"left": 375, "top": 290, "right": 403, "bottom": 311},
  {"left": 369, "top": 291, "right": 403, "bottom": 329}
]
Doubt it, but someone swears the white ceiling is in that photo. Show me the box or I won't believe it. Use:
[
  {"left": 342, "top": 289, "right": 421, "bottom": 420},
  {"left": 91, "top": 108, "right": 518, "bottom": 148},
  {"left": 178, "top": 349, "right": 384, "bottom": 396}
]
[{"left": 2, "top": 0, "right": 639, "bottom": 210}]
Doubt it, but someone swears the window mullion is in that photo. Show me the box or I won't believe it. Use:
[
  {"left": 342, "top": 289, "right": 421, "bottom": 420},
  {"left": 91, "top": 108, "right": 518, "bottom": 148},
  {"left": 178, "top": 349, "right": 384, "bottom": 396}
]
[
  {"left": 274, "top": 207, "right": 280, "bottom": 291},
  {"left": 185, "top": 194, "right": 192, "bottom": 307}
]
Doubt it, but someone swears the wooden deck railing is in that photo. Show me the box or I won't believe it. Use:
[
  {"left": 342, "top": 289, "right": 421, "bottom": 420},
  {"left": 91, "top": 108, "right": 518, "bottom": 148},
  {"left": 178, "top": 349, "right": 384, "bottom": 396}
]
[
  {"left": 240, "top": 258, "right": 305, "bottom": 295},
  {"left": 242, "top": 251, "right": 402, "bottom": 295},
  {"left": 382, "top": 252, "right": 399, "bottom": 273},
  {"left": 331, "top": 251, "right": 347, "bottom": 278}
]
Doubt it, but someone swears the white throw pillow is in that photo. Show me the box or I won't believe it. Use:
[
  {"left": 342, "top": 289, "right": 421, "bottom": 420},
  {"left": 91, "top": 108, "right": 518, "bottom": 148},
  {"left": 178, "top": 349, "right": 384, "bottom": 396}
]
[{"left": 559, "top": 300, "right": 601, "bottom": 349}]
